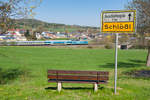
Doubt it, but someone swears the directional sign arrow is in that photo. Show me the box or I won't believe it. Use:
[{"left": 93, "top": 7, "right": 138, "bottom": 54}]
[{"left": 128, "top": 13, "right": 131, "bottom": 21}]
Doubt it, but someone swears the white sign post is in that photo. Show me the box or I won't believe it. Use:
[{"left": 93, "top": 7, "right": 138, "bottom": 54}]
[
  {"left": 114, "top": 33, "right": 118, "bottom": 94},
  {"left": 101, "top": 10, "right": 136, "bottom": 94}
]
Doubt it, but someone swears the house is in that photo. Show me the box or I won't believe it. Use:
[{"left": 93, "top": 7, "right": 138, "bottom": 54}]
[
  {"left": 6, "top": 29, "right": 27, "bottom": 41},
  {"left": 0, "top": 34, "right": 6, "bottom": 41},
  {"left": 7, "top": 29, "right": 25, "bottom": 36},
  {"left": 56, "top": 32, "right": 66, "bottom": 38},
  {"left": 41, "top": 31, "right": 56, "bottom": 39}
]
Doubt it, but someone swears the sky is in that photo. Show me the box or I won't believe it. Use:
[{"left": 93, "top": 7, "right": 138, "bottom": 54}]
[{"left": 34, "top": 0, "right": 132, "bottom": 27}]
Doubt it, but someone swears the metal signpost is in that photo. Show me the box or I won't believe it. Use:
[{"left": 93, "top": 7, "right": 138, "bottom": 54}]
[{"left": 101, "top": 10, "right": 136, "bottom": 94}]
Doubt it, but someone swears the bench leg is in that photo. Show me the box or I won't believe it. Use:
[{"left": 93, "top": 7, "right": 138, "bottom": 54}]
[
  {"left": 57, "top": 82, "right": 62, "bottom": 92},
  {"left": 94, "top": 83, "right": 98, "bottom": 92}
]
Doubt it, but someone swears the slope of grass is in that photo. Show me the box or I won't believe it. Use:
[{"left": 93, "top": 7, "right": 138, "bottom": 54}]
[{"left": 0, "top": 47, "right": 149, "bottom": 100}]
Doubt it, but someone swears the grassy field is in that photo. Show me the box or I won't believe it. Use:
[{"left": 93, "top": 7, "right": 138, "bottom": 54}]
[
  {"left": 0, "top": 46, "right": 150, "bottom": 100},
  {"left": 48, "top": 27, "right": 80, "bottom": 32}
]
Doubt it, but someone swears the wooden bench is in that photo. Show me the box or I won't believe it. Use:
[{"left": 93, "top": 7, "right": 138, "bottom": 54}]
[{"left": 48, "top": 70, "right": 109, "bottom": 92}]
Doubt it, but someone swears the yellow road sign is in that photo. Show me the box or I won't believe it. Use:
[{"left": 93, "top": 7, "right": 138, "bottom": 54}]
[{"left": 101, "top": 10, "right": 136, "bottom": 33}]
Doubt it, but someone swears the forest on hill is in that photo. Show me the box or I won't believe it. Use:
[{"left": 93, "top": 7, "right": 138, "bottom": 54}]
[{"left": 14, "top": 19, "right": 99, "bottom": 32}]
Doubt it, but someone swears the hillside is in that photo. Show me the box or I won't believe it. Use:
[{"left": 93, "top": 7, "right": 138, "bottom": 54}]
[{"left": 14, "top": 19, "right": 99, "bottom": 32}]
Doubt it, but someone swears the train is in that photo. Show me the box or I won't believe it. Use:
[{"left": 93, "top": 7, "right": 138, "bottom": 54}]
[{"left": 1, "top": 40, "right": 88, "bottom": 46}]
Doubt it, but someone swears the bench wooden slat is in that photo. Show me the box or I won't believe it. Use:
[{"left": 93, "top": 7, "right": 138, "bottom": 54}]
[
  {"left": 48, "top": 79, "right": 108, "bottom": 84},
  {"left": 48, "top": 75, "right": 108, "bottom": 81},
  {"left": 48, "top": 70, "right": 109, "bottom": 75}
]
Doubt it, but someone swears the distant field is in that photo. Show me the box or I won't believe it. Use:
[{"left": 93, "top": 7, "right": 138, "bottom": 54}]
[
  {"left": 48, "top": 28, "right": 80, "bottom": 32},
  {"left": 0, "top": 47, "right": 150, "bottom": 100}
]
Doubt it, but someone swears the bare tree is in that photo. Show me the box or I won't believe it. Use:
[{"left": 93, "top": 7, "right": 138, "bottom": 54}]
[
  {"left": 128, "top": 0, "right": 150, "bottom": 66},
  {"left": 0, "top": 0, "right": 42, "bottom": 34},
  {"left": 0, "top": 1, "right": 12, "bottom": 33}
]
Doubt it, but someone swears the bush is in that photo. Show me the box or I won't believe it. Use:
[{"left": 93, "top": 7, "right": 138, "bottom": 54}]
[
  {"left": 87, "top": 45, "right": 93, "bottom": 49},
  {"left": 0, "top": 41, "right": 7, "bottom": 46},
  {"left": 0, "top": 68, "right": 27, "bottom": 84},
  {"left": 123, "top": 69, "right": 150, "bottom": 79},
  {"left": 129, "top": 44, "right": 147, "bottom": 49},
  {"left": 0, "top": 41, "right": 16, "bottom": 46},
  {"left": 104, "top": 43, "right": 114, "bottom": 49}
]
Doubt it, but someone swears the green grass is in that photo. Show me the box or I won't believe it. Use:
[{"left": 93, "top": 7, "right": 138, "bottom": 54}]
[{"left": 0, "top": 47, "right": 150, "bottom": 100}]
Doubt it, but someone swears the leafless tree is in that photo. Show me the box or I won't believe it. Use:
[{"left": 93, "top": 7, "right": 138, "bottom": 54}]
[
  {"left": 0, "top": 0, "right": 42, "bottom": 34},
  {"left": 128, "top": 0, "right": 150, "bottom": 66}
]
